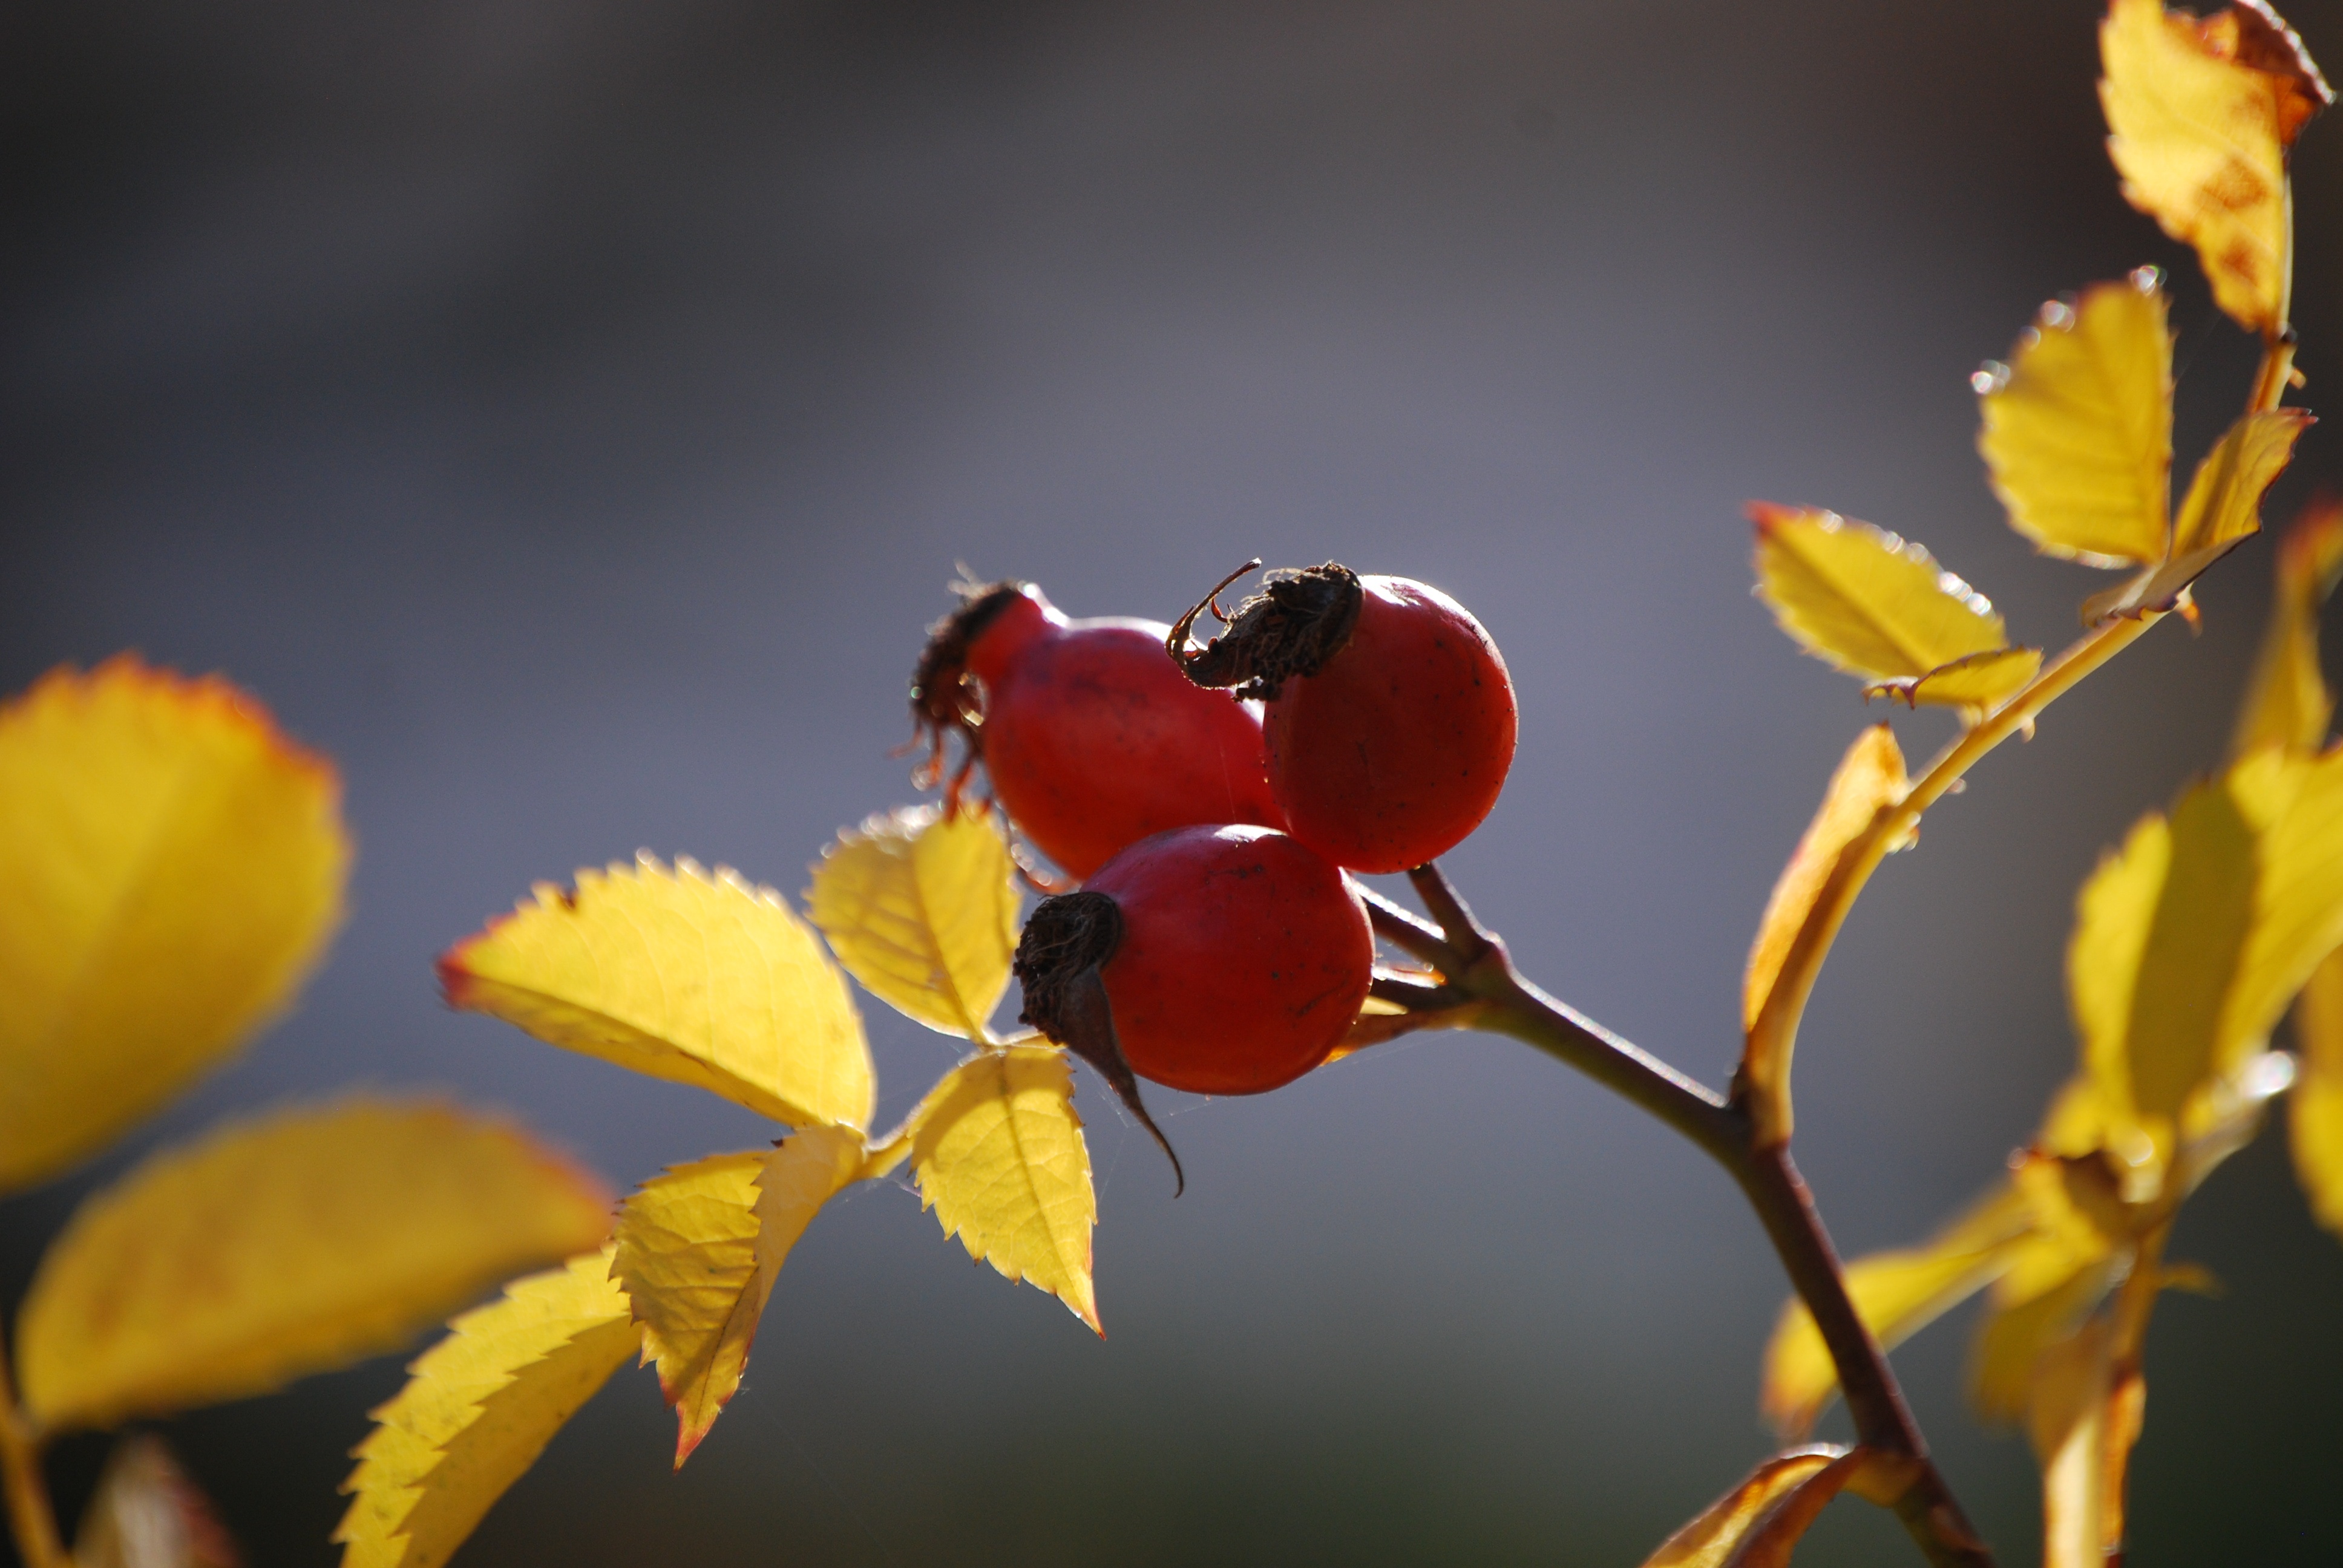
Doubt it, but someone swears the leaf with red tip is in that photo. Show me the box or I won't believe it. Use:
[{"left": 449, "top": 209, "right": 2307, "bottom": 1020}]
[
  {"left": 442, "top": 853, "right": 874, "bottom": 1131},
  {"left": 1642, "top": 1446, "right": 1898, "bottom": 1568}
]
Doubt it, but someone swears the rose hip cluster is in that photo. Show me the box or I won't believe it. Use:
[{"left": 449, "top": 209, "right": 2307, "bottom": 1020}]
[{"left": 911, "top": 563, "right": 1515, "bottom": 1184}]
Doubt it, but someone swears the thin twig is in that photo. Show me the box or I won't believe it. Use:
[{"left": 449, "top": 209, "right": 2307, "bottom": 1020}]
[
  {"left": 1360, "top": 886, "right": 1458, "bottom": 972},
  {"left": 0, "top": 1341, "right": 67, "bottom": 1568}
]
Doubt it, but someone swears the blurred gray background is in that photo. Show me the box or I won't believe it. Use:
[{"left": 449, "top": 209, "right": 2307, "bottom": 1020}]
[{"left": 7, "top": 1, "right": 2343, "bottom": 1563}]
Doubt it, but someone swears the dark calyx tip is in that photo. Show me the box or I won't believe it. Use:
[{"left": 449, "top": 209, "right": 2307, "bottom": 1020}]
[
  {"left": 908, "top": 578, "right": 1027, "bottom": 811},
  {"left": 1014, "top": 892, "right": 1185, "bottom": 1197},
  {"left": 1168, "top": 561, "right": 1362, "bottom": 702}
]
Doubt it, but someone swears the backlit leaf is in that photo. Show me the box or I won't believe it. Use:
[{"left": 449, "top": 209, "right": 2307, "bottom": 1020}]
[
  {"left": 1973, "top": 1258, "right": 2124, "bottom": 1425},
  {"left": 613, "top": 1127, "right": 863, "bottom": 1465},
  {"left": 0, "top": 656, "right": 348, "bottom": 1194},
  {"left": 1641, "top": 1446, "right": 1883, "bottom": 1568},
  {"left": 805, "top": 804, "right": 1019, "bottom": 1040},
  {"left": 1751, "top": 506, "right": 2017, "bottom": 687},
  {"left": 2289, "top": 942, "right": 2343, "bottom": 1235},
  {"left": 1976, "top": 276, "right": 2173, "bottom": 566},
  {"left": 2025, "top": 1318, "right": 2143, "bottom": 1568},
  {"left": 2171, "top": 409, "right": 2313, "bottom": 555},
  {"left": 443, "top": 853, "right": 874, "bottom": 1131},
  {"left": 2100, "top": 0, "right": 2332, "bottom": 333},
  {"left": 1743, "top": 725, "right": 1909, "bottom": 1145},
  {"left": 335, "top": 1247, "right": 638, "bottom": 1568},
  {"left": 909, "top": 1045, "right": 1098, "bottom": 1333},
  {"left": 2232, "top": 498, "right": 2343, "bottom": 758},
  {"left": 16, "top": 1100, "right": 612, "bottom": 1432},
  {"left": 1761, "top": 1180, "right": 2034, "bottom": 1437},
  {"left": 1864, "top": 647, "right": 2043, "bottom": 714},
  {"left": 73, "top": 1434, "right": 238, "bottom": 1568}
]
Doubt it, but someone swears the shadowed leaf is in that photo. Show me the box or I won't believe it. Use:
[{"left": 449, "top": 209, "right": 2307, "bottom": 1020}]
[
  {"left": 1864, "top": 647, "right": 2043, "bottom": 715},
  {"left": 442, "top": 853, "right": 874, "bottom": 1131},
  {"left": 905, "top": 1045, "right": 1098, "bottom": 1333},
  {"left": 1642, "top": 1446, "right": 1890, "bottom": 1568},
  {"left": 73, "top": 1434, "right": 238, "bottom": 1568},
  {"left": 1751, "top": 506, "right": 2017, "bottom": 688},
  {"left": 335, "top": 1247, "right": 638, "bottom": 1568},
  {"left": 2100, "top": 0, "right": 2331, "bottom": 333},
  {"left": 2025, "top": 1317, "right": 2144, "bottom": 1568},
  {"left": 16, "top": 1100, "right": 613, "bottom": 1432},
  {"left": 613, "top": 1127, "right": 863, "bottom": 1465},
  {"left": 1977, "top": 276, "right": 2173, "bottom": 565},
  {"left": 805, "top": 804, "right": 1020, "bottom": 1040},
  {"left": 2289, "top": 942, "right": 2343, "bottom": 1234},
  {"left": 1742, "top": 725, "right": 1909, "bottom": 1145},
  {"left": 0, "top": 656, "right": 349, "bottom": 1194}
]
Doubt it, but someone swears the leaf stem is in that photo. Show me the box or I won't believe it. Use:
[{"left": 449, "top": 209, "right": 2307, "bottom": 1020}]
[
  {"left": 1400, "top": 863, "right": 1991, "bottom": 1566},
  {"left": 0, "top": 1339, "right": 68, "bottom": 1568}
]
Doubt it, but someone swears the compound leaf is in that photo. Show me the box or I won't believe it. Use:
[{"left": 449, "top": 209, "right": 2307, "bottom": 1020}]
[
  {"left": 909, "top": 1045, "right": 1098, "bottom": 1333},
  {"left": 1977, "top": 276, "right": 2174, "bottom": 565},
  {"left": 1642, "top": 1446, "right": 1890, "bottom": 1568},
  {"left": 0, "top": 656, "right": 349, "bottom": 1195},
  {"left": 2233, "top": 499, "right": 2343, "bottom": 759},
  {"left": 2100, "top": 0, "right": 2332, "bottom": 334},
  {"left": 805, "top": 804, "right": 1020, "bottom": 1040},
  {"left": 613, "top": 1127, "right": 863, "bottom": 1466},
  {"left": 336, "top": 1246, "right": 638, "bottom": 1568},
  {"left": 443, "top": 853, "right": 873, "bottom": 1131},
  {"left": 1762, "top": 1180, "right": 2035, "bottom": 1437},
  {"left": 1751, "top": 506, "right": 2016, "bottom": 687},
  {"left": 16, "top": 1100, "right": 612, "bottom": 1433},
  {"left": 1743, "top": 725, "right": 1909, "bottom": 1145}
]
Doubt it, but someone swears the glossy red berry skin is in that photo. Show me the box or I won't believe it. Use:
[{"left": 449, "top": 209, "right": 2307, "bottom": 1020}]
[
  {"left": 1263, "top": 576, "right": 1515, "bottom": 874},
  {"left": 957, "top": 587, "right": 1286, "bottom": 880},
  {"left": 1083, "top": 825, "right": 1371, "bottom": 1095}
]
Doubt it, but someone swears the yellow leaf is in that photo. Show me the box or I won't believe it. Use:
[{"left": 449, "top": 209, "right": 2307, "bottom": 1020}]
[
  {"left": 15, "top": 1100, "right": 613, "bottom": 1434},
  {"left": 442, "top": 853, "right": 874, "bottom": 1131},
  {"left": 2121, "top": 779, "right": 2258, "bottom": 1123},
  {"left": 1742, "top": 726, "right": 1909, "bottom": 1145},
  {"left": 2100, "top": 0, "right": 2332, "bottom": 334},
  {"left": 1972, "top": 1259, "right": 2122, "bottom": 1425},
  {"left": 805, "top": 804, "right": 1020, "bottom": 1040},
  {"left": 1761, "top": 1180, "right": 2035, "bottom": 1437},
  {"left": 2025, "top": 1318, "right": 2144, "bottom": 1568},
  {"left": 73, "top": 1434, "right": 238, "bottom": 1568},
  {"left": 612, "top": 1127, "right": 862, "bottom": 1465},
  {"left": 335, "top": 1246, "right": 638, "bottom": 1568},
  {"left": 2289, "top": 944, "right": 2343, "bottom": 1235},
  {"left": 1641, "top": 1446, "right": 1879, "bottom": 1568},
  {"left": 910, "top": 1045, "right": 1098, "bottom": 1333},
  {"left": 1751, "top": 505, "right": 2014, "bottom": 684},
  {"left": 0, "top": 656, "right": 349, "bottom": 1194},
  {"left": 2172, "top": 408, "right": 2313, "bottom": 556},
  {"left": 2233, "top": 498, "right": 2343, "bottom": 758},
  {"left": 2225, "top": 746, "right": 2343, "bottom": 1070},
  {"left": 1864, "top": 647, "right": 2043, "bottom": 716},
  {"left": 1976, "top": 275, "right": 2174, "bottom": 566}
]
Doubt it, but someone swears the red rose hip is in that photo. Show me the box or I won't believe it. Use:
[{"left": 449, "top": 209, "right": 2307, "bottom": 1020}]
[
  {"left": 1171, "top": 563, "right": 1516, "bottom": 874},
  {"left": 1014, "top": 825, "right": 1373, "bottom": 1189},
  {"left": 912, "top": 581, "right": 1285, "bottom": 880}
]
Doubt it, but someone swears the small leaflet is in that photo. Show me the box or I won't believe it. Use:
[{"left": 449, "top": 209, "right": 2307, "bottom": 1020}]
[
  {"left": 1640, "top": 1445, "right": 1889, "bottom": 1568},
  {"left": 1864, "top": 647, "right": 2043, "bottom": 717},
  {"left": 0, "top": 656, "right": 349, "bottom": 1194},
  {"left": 2232, "top": 500, "right": 2343, "bottom": 759},
  {"left": 1761, "top": 1181, "right": 2034, "bottom": 1437},
  {"left": 442, "top": 853, "right": 875, "bottom": 1132},
  {"left": 612, "top": 1128, "right": 863, "bottom": 1465},
  {"left": 1751, "top": 505, "right": 2021, "bottom": 691},
  {"left": 909, "top": 1045, "right": 1100, "bottom": 1333},
  {"left": 805, "top": 803, "right": 1021, "bottom": 1041},
  {"left": 15, "top": 1100, "right": 614, "bottom": 1433},
  {"left": 2100, "top": 0, "right": 2332, "bottom": 334},
  {"left": 1977, "top": 276, "right": 2174, "bottom": 566},
  {"left": 1741, "top": 725, "right": 1909, "bottom": 1147},
  {"left": 335, "top": 1247, "right": 640, "bottom": 1568}
]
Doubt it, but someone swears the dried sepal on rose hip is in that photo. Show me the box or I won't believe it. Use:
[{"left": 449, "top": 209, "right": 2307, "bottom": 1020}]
[
  {"left": 1169, "top": 563, "right": 1517, "bottom": 874},
  {"left": 910, "top": 578, "right": 1285, "bottom": 881},
  {"left": 1014, "top": 825, "right": 1375, "bottom": 1190}
]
